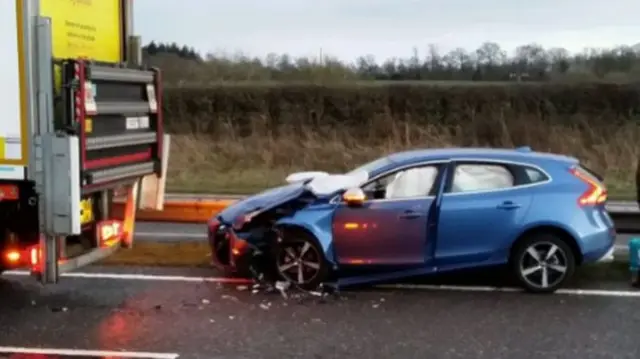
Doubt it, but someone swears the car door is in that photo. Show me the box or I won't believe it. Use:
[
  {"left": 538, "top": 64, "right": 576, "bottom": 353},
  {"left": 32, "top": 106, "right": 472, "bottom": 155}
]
[
  {"left": 435, "top": 160, "right": 534, "bottom": 265},
  {"left": 332, "top": 163, "right": 445, "bottom": 266}
]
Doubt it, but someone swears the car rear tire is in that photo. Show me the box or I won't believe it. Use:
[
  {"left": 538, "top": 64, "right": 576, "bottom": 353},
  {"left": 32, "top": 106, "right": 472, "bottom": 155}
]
[
  {"left": 273, "top": 228, "right": 330, "bottom": 290},
  {"left": 511, "top": 232, "right": 576, "bottom": 293}
]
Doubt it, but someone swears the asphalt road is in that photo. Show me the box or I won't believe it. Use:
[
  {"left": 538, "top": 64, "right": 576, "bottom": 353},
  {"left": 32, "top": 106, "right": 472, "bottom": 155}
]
[
  {"left": 1, "top": 265, "right": 640, "bottom": 359},
  {"left": 0, "top": 195, "right": 636, "bottom": 358}
]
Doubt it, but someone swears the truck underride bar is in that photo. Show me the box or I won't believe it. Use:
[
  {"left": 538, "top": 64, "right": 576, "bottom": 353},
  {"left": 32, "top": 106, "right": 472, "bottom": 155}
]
[{"left": 60, "top": 59, "right": 163, "bottom": 194}]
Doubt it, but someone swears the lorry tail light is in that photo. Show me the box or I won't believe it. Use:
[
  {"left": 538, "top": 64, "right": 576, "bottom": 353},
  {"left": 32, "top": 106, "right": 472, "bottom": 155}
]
[
  {"left": 28, "top": 245, "right": 41, "bottom": 272},
  {"left": 0, "top": 184, "right": 19, "bottom": 201},
  {"left": 5, "top": 249, "right": 20, "bottom": 263},
  {"left": 570, "top": 167, "right": 607, "bottom": 206}
]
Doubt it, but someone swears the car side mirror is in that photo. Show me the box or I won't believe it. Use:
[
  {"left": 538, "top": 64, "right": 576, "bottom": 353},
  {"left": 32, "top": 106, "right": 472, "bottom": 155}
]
[{"left": 343, "top": 188, "right": 366, "bottom": 207}]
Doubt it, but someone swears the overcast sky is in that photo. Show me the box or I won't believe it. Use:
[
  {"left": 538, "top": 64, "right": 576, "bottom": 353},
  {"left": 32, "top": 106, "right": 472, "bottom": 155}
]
[{"left": 134, "top": 0, "right": 640, "bottom": 62}]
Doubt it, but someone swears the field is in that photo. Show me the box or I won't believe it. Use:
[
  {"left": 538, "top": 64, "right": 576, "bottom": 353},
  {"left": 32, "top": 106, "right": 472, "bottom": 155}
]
[{"left": 162, "top": 83, "right": 640, "bottom": 199}]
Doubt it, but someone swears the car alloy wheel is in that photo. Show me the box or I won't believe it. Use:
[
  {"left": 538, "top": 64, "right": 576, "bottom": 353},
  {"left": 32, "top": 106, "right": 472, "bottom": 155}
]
[
  {"left": 518, "top": 241, "right": 569, "bottom": 291},
  {"left": 276, "top": 240, "right": 322, "bottom": 285}
]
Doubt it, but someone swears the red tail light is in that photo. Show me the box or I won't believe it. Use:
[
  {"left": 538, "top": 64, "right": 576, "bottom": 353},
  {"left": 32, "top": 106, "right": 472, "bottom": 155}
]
[
  {"left": 5, "top": 249, "right": 20, "bottom": 263},
  {"left": 29, "top": 245, "right": 41, "bottom": 273},
  {"left": 570, "top": 167, "right": 607, "bottom": 206}
]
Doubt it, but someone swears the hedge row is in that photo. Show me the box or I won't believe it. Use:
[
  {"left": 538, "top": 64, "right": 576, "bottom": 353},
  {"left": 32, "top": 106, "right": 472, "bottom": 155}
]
[{"left": 162, "top": 83, "right": 640, "bottom": 135}]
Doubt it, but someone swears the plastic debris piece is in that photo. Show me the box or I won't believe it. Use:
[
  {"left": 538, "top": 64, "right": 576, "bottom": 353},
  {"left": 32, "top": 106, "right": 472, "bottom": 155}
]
[
  {"left": 275, "top": 281, "right": 291, "bottom": 299},
  {"left": 275, "top": 281, "right": 290, "bottom": 291}
]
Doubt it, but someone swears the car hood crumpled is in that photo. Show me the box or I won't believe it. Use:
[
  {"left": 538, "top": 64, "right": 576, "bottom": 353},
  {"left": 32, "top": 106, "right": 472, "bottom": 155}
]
[
  {"left": 216, "top": 183, "right": 307, "bottom": 224},
  {"left": 216, "top": 171, "right": 368, "bottom": 224}
]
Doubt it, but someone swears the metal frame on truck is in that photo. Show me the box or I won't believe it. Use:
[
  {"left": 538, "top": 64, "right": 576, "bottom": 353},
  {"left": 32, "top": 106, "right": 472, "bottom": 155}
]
[{"left": 1, "top": 0, "right": 169, "bottom": 284}]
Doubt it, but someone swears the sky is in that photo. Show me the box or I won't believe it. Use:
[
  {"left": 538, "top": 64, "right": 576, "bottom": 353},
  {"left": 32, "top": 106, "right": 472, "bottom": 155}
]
[{"left": 134, "top": 0, "right": 640, "bottom": 62}]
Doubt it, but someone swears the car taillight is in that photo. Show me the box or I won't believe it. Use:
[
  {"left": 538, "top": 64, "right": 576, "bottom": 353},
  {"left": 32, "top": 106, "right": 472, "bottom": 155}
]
[{"left": 570, "top": 167, "right": 607, "bottom": 206}]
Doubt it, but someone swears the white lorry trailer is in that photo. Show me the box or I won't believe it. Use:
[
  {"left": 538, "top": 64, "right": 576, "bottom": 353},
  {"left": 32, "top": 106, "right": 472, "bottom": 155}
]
[{"left": 0, "top": 0, "right": 169, "bottom": 284}]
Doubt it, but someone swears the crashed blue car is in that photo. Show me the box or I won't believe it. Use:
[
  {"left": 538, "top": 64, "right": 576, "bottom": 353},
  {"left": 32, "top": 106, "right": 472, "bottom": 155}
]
[{"left": 208, "top": 147, "right": 615, "bottom": 293}]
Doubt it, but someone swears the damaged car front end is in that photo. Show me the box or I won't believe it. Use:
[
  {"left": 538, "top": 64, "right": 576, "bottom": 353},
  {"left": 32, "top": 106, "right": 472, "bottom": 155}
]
[
  {"left": 208, "top": 171, "right": 367, "bottom": 289},
  {"left": 208, "top": 183, "right": 314, "bottom": 276}
]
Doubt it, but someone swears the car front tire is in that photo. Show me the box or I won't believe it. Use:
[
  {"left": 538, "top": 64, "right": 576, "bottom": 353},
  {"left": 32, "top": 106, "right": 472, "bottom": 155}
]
[
  {"left": 273, "top": 228, "right": 330, "bottom": 290},
  {"left": 511, "top": 232, "right": 576, "bottom": 293}
]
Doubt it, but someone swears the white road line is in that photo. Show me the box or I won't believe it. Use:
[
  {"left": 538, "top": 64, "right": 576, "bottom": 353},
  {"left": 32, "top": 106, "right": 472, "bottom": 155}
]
[
  {"left": 3, "top": 270, "right": 253, "bottom": 284},
  {"left": 4, "top": 270, "right": 640, "bottom": 298},
  {"left": 0, "top": 346, "right": 179, "bottom": 358}
]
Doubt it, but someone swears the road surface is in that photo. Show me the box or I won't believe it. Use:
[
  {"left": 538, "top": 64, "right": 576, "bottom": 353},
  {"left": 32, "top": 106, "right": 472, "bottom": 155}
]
[
  {"left": 1, "top": 265, "right": 640, "bottom": 359},
  {"left": 0, "top": 198, "right": 637, "bottom": 358}
]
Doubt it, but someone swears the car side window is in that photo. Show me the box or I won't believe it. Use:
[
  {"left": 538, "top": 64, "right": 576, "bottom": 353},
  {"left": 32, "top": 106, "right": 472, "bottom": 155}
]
[
  {"left": 450, "top": 163, "right": 514, "bottom": 193},
  {"left": 362, "top": 165, "right": 439, "bottom": 200},
  {"left": 524, "top": 167, "right": 549, "bottom": 184}
]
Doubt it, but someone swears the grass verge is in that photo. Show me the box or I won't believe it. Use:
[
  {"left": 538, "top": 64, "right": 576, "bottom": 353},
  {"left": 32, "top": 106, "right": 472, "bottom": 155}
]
[
  {"left": 165, "top": 115, "right": 640, "bottom": 200},
  {"left": 99, "top": 242, "right": 211, "bottom": 267}
]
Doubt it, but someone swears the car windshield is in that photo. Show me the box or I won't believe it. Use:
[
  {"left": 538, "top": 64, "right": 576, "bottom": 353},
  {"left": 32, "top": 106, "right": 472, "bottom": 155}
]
[{"left": 346, "top": 156, "right": 394, "bottom": 177}]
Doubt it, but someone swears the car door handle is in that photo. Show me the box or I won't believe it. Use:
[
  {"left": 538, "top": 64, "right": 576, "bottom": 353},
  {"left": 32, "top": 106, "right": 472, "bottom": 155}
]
[
  {"left": 496, "top": 201, "right": 521, "bottom": 210},
  {"left": 399, "top": 210, "right": 425, "bottom": 219}
]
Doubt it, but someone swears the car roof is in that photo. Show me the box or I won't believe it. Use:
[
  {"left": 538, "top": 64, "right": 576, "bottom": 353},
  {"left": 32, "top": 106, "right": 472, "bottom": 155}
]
[{"left": 387, "top": 147, "right": 578, "bottom": 167}]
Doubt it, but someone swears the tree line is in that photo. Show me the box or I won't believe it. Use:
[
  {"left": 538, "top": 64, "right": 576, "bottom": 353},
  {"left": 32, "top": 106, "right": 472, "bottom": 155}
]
[{"left": 143, "top": 41, "right": 640, "bottom": 84}]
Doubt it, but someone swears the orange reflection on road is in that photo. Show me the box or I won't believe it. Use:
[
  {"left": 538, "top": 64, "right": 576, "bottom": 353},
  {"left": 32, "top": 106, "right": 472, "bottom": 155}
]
[{"left": 95, "top": 306, "right": 140, "bottom": 349}]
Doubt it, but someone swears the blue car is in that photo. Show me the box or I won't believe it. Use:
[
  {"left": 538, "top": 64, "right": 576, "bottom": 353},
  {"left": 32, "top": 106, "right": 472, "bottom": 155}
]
[{"left": 208, "top": 147, "right": 615, "bottom": 293}]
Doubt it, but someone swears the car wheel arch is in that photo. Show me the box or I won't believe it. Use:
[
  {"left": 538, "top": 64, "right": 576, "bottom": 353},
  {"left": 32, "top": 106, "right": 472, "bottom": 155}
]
[{"left": 510, "top": 225, "right": 583, "bottom": 265}]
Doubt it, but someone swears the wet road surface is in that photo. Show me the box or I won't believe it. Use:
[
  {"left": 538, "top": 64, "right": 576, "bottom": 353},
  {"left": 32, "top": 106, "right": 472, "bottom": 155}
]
[{"left": 1, "top": 265, "right": 640, "bottom": 359}]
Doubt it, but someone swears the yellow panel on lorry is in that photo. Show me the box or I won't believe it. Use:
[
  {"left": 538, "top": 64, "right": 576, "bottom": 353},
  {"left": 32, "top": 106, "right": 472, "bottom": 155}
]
[
  {"left": 40, "top": 0, "right": 123, "bottom": 63},
  {"left": 0, "top": 1, "right": 28, "bottom": 172}
]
